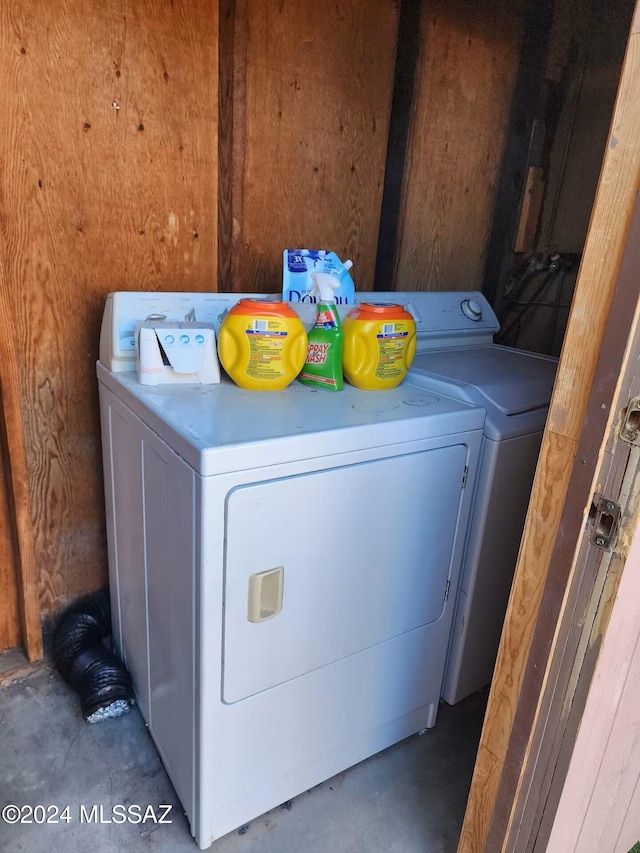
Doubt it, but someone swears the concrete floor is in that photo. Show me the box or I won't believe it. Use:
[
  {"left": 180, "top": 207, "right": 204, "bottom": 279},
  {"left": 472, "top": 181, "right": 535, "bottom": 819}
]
[{"left": 0, "top": 665, "right": 487, "bottom": 853}]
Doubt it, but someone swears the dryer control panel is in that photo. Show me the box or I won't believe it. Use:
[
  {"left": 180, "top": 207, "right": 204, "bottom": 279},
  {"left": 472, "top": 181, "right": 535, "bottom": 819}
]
[
  {"left": 100, "top": 289, "right": 501, "bottom": 373},
  {"left": 353, "top": 291, "right": 500, "bottom": 351}
]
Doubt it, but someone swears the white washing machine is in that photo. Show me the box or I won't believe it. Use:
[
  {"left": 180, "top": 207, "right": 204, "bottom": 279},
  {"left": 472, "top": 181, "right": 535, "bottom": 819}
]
[
  {"left": 354, "top": 290, "right": 558, "bottom": 704},
  {"left": 97, "top": 291, "right": 485, "bottom": 848}
]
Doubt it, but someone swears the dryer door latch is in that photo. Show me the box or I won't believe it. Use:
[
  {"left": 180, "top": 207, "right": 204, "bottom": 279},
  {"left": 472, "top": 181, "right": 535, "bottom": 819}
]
[{"left": 589, "top": 496, "right": 621, "bottom": 551}]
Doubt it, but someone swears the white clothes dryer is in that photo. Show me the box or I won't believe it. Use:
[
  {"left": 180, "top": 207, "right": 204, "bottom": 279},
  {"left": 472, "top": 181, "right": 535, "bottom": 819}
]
[{"left": 97, "top": 291, "right": 484, "bottom": 848}]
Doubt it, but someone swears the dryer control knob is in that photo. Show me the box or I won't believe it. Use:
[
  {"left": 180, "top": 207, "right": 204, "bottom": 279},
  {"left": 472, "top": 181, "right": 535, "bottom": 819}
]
[{"left": 461, "top": 298, "right": 483, "bottom": 321}]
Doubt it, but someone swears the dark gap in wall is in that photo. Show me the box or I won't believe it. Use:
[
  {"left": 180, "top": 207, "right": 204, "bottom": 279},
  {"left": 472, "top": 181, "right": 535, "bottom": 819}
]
[
  {"left": 495, "top": 0, "right": 635, "bottom": 354},
  {"left": 536, "top": 37, "right": 585, "bottom": 254},
  {"left": 481, "top": 0, "right": 554, "bottom": 307},
  {"left": 218, "top": 0, "right": 237, "bottom": 293},
  {"left": 220, "top": 0, "right": 249, "bottom": 293},
  {"left": 373, "top": 0, "right": 424, "bottom": 292}
]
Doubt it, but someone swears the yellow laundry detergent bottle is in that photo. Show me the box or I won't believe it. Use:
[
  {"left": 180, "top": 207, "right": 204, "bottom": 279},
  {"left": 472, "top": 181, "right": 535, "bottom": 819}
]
[
  {"left": 218, "top": 298, "right": 307, "bottom": 391},
  {"left": 342, "top": 302, "right": 416, "bottom": 390}
]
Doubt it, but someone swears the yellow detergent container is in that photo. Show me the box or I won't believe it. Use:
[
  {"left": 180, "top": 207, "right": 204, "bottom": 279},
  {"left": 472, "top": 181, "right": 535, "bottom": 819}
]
[
  {"left": 342, "top": 302, "right": 416, "bottom": 390},
  {"left": 218, "top": 299, "right": 307, "bottom": 390}
]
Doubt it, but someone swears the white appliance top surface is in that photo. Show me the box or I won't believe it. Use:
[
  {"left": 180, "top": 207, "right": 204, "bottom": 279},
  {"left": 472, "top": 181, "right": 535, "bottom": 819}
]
[
  {"left": 410, "top": 345, "right": 557, "bottom": 416},
  {"left": 97, "top": 363, "right": 485, "bottom": 476}
]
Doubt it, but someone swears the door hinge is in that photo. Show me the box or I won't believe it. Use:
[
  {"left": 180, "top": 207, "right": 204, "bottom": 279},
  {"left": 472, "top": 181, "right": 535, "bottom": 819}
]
[
  {"left": 444, "top": 580, "right": 451, "bottom": 602},
  {"left": 589, "top": 495, "right": 621, "bottom": 551},
  {"left": 620, "top": 396, "right": 640, "bottom": 445},
  {"left": 462, "top": 466, "right": 469, "bottom": 489}
]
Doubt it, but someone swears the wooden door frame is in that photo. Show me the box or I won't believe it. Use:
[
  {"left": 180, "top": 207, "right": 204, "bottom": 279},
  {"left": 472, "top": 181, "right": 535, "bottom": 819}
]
[
  {"left": 458, "top": 4, "right": 640, "bottom": 850},
  {"left": 506, "top": 190, "right": 640, "bottom": 852},
  {"left": 545, "top": 490, "right": 640, "bottom": 853}
]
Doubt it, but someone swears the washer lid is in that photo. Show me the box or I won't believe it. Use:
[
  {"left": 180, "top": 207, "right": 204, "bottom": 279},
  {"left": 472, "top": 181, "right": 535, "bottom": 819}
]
[{"left": 410, "top": 346, "right": 557, "bottom": 416}]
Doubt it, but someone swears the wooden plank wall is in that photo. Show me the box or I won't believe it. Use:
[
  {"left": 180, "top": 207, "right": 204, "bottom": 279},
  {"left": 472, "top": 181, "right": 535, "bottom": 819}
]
[
  {"left": 457, "top": 2, "right": 640, "bottom": 848},
  {"left": 0, "top": 0, "right": 218, "bottom": 619},
  {"left": 394, "top": 0, "right": 525, "bottom": 292},
  {"left": 0, "top": 442, "right": 21, "bottom": 652},
  {"left": 0, "top": 0, "right": 529, "bottom": 630},
  {"left": 220, "top": 0, "right": 400, "bottom": 294},
  {"left": 221, "top": 0, "right": 526, "bottom": 296}
]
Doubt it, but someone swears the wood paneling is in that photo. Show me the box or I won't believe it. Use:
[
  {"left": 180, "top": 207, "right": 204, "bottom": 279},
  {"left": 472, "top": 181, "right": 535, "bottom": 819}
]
[
  {"left": 0, "top": 439, "right": 21, "bottom": 653},
  {"left": 0, "top": 0, "right": 218, "bottom": 617},
  {"left": 513, "top": 166, "right": 545, "bottom": 253},
  {"left": 1, "top": 246, "right": 43, "bottom": 659},
  {"left": 395, "top": 0, "right": 525, "bottom": 292},
  {"left": 458, "top": 12, "right": 640, "bottom": 851},
  {"left": 223, "top": 0, "right": 399, "bottom": 294}
]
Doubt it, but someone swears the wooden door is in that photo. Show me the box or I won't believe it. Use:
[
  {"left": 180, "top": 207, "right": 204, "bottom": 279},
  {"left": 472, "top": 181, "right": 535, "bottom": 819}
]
[{"left": 545, "top": 519, "right": 640, "bottom": 853}]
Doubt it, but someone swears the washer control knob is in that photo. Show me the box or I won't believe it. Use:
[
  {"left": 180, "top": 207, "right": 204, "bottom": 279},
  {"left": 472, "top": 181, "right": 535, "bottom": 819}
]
[{"left": 461, "top": 298, "right": 483, "bottom": 321}]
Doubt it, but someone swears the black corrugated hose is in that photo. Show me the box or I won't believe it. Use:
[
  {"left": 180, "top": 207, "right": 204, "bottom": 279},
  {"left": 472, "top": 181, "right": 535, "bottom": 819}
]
[{"left": 53, "top": 589, "right": 133, "bottom": 723}]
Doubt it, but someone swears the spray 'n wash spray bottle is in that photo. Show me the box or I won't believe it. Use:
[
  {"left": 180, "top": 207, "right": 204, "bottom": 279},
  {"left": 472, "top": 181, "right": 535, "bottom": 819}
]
[{"left": 297, "top": 272, "right": 344, "bottom": 391}]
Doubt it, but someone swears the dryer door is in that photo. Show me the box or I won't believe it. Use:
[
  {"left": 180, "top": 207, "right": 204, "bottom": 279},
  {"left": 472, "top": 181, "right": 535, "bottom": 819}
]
[{"left": 222, "top": 444, "right": 468, "bottom": 703}]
